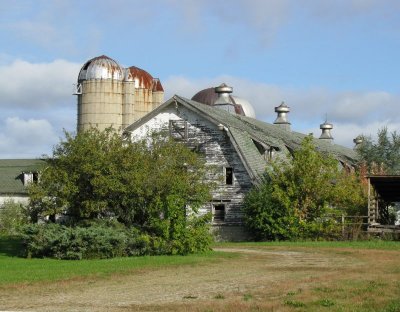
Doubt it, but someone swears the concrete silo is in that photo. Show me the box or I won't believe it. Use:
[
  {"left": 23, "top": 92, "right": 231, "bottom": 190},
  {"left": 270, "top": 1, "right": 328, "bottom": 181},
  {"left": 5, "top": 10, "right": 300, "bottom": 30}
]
[
  {"left": 75, "top": 55, "right": 164, "bottom": 132},
  {"left": 124, "top": 66, "right": 164, "bottom": 125},
  {"left": 76, "top": 55, "right": 124, "bottom": 132}
]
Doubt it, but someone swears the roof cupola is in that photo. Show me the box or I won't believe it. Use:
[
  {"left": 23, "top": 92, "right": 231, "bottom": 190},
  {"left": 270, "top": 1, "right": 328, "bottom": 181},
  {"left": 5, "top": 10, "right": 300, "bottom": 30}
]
[
  {"left": 214, "top": 83, "right": 234, "bottom": 104},
  {"left": 273, "top": 102, "right": 291, "bottom": 131},
  {"left": 213, "top": 83, "right": 244, "bottom": 115},
  {"left": 319, "top": 119, "right": 334, "bottom": 142},
  {"left": 353, "top": 135, "right": 363, "bottom": 148}
]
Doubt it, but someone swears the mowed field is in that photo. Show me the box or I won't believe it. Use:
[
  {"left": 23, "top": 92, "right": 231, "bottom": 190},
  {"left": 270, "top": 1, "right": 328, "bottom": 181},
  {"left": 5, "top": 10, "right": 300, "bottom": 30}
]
[{"left": 1, "top": 239, "right": 400, "bottom": 311}]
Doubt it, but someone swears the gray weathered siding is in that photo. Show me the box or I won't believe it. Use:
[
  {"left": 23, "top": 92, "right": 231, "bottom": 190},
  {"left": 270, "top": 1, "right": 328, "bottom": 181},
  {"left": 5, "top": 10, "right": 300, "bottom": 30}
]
[{"left": 129, "top": 105, "right": 253, "bottom": 227}]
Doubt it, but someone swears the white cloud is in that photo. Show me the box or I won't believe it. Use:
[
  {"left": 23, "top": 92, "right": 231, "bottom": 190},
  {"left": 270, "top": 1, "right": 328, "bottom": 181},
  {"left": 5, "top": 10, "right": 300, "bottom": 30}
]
[
  {"left": 168, "top": 0, "right": 289, "bottom": 46},
  {"left": 329, "top": 92, "right": 397, "bottom": 123},
  {"left": 0, "top": 117, "right": 58, "bottom": 158},
  {"left": 0, "top": 59, "right": 81, "bottom": 108},
  {"left": 2, "top": 0, "right": 78, "bottom": 54},
  {"left": 168, "top": 0, "right": 400, "bottom": 48}
]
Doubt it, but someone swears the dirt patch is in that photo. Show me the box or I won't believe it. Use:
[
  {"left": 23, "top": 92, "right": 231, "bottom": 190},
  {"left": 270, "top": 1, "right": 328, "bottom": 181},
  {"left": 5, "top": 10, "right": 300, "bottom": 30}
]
[{"left": 1, "top": 246, "right": 399, "bottom": 311}]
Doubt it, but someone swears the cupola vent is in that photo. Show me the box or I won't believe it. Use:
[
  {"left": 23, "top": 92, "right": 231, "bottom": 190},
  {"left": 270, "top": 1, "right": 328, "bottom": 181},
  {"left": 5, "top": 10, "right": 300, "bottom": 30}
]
[
  {"left": 319, "top": 119, "right": 334, "bottom": 142},
  {"left": 274, "top": 102, "right": 291, "bottom": 131},
  {"left": 353, "top": 135, "right": 363, "bottom": 148}
]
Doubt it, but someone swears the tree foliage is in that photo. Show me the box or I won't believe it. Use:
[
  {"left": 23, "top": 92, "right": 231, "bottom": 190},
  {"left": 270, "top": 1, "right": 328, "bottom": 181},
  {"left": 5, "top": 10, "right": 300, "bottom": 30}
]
[
  {"left": 28, "top": 128, "right": 213, "bottom": 254},
  {"left": 244, "top": 135, "right": 367, "bottom": 240},
  {"left": 0, "top": 200, "right": 29, "bottom": 235},
  {"left": 356, "top": 127, "right": 400, "bottom": 174}
]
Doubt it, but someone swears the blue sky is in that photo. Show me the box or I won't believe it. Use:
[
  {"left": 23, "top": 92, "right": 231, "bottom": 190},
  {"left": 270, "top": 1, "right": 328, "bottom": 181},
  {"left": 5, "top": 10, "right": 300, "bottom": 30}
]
[{"left": 0, "top": 0, "right": 399, "bottom": 158}]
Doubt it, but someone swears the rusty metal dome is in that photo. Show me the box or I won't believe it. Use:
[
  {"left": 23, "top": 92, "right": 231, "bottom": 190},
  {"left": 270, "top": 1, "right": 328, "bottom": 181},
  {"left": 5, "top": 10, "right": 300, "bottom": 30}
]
[
  {"left": 125, "top": 66, "right": 153, "bottom": 88},
  {"left": 78, "top": 55, "right": 124, "bottom": 81},
  {"left": 192, "top": 87, "right": 218, "bottom": 105},
  {"left": 191, "top": 85, "right": 256, "bottom": 118},
  {"left": 125, "top": 66, "right": 164, "bottom": 91}
]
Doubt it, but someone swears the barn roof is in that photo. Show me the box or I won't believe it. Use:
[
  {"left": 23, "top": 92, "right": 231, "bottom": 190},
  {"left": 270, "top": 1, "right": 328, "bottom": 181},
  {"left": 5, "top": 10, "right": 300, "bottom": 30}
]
[
  {"left": 0, "top": 159, "right": 45, "bottom": 195},
  {"left": 125, "top": 95, "right": 358, "bottom": 182}
]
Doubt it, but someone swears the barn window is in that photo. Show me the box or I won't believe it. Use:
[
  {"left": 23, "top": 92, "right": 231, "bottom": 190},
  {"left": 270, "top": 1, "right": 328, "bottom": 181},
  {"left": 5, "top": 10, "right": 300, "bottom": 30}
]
[
  {"left": 169, "top": 120, "right": 188, "bottom": 140},
  {"left": 252, "top": 139, "right": 278, "bottom": 161},
  {"left": 23, "top": 172, "right": 39, "bottom": 186},
  {"left": 213, "top": 204, "right": 225, "bottom": 222},
  {"left": 225, "top": 167, "right": 233, "bottom": 185},
  {"left": 33, "top": 172, "right": 39, "bottom": 183}
]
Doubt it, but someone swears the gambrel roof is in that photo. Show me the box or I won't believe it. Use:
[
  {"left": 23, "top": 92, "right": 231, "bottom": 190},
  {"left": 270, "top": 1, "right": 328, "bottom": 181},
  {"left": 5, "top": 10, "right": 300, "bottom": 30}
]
[{"left": 125, "top": 95, "right": 357, "bottom": 183}]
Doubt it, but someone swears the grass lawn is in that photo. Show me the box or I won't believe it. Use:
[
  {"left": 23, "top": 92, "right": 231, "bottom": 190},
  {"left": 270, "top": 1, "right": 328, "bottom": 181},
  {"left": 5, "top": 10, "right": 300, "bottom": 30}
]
[
  {"left": 1, "top": 236, "right": 400, "bottom": 311},
  {"left": 0, "top": 236, "right": 234, "bottom": 286},
  {"left": 214, "top": 239, "right": 400, "bottom": 250}
]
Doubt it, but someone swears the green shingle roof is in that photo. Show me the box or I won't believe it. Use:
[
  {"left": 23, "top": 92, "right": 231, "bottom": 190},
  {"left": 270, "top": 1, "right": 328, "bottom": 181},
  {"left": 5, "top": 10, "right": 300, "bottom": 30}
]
[
  {"left": 0, "top": 159, "right": 45, "bottom": 195},
  {"left": 125, "top": 95, "right": 358, "bottom": 183}
]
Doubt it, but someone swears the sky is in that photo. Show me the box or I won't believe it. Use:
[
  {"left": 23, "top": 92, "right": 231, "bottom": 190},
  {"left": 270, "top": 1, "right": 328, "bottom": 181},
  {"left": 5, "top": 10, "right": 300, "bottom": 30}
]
[{"left": 0, "top": 0, "right": 399, "bottom": 158}]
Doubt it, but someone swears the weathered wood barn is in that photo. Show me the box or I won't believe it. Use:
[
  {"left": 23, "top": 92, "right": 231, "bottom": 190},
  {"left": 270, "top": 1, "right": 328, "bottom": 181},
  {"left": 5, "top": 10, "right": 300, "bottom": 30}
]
[{"left": 124, "top": 86, "right": 357, "bottom": 240}]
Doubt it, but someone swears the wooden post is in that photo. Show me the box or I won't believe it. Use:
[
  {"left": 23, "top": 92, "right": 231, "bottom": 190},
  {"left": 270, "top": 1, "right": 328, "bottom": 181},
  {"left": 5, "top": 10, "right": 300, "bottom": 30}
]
[
  {"left": 368, "top": 177, "right": 374, "bottom": 224},
  {"left": 341, "top": 214, "right": 345, "bottom": 238}
]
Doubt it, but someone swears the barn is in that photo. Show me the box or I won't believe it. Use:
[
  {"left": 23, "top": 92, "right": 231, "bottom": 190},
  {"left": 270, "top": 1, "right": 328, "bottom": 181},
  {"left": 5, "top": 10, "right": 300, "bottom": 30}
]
[{"left": 123, "top": 89, "right": 357, "bottom": 240}]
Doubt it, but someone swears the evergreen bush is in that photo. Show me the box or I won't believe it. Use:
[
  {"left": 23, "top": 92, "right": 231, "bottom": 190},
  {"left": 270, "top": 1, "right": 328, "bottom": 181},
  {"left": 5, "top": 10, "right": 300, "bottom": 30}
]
[{"left": 21, "top": 220, "right": 212, "bottom": 259}]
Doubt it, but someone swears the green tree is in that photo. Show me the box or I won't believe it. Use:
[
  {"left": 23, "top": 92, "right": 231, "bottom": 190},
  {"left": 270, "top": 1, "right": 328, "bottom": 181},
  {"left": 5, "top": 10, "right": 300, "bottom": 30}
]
[
  {"left": 356, "top": 127, "right": 400, "bottom": 174},
  {"left": 244, "top": 135, "right": 366, "bottom": 240},
  {"left": 28, "top": 128, "right": 212, "bottom": 251},
  {"left": 243, "top": 177, "right": 297, "bottom": 240},
  {"left": 0, "top": 200, "right": 29, "bottom": 235}
]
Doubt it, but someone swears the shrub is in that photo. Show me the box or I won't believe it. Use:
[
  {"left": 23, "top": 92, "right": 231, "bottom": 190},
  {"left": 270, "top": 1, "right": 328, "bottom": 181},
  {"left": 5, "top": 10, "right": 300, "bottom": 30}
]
[
  {"left": 243, "top": 179, "right": 298, "bottom": 240},
  {"left": 0, "top": 200, "right": 29, "bottom": 235},
  {"left": 21, "top": 220, "right": 213, "bottom": 259},
  {"left": 298, "top": 218, "right": 342, "bottom": 241},
  {"left": 22, "top": 223, "right": 141, "bottom": 259}
]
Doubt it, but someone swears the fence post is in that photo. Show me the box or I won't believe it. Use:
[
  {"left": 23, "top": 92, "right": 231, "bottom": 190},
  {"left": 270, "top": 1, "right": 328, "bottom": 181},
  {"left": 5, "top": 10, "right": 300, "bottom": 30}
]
[{"left": 341, "top": 214, "right": 345, "bottom": 238}]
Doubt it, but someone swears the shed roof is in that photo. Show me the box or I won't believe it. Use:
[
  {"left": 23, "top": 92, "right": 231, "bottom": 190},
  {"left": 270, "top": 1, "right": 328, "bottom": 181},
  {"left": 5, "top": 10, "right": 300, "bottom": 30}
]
[
  {"left": 368, "top": 175, "right": 400, "bottom": 202},
  {"left": 0, "top": 159, "right": 45, "bottom": 195}
]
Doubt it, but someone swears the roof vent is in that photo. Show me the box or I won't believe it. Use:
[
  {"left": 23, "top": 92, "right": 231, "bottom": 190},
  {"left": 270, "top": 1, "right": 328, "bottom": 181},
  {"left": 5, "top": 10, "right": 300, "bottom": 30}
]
[
  {"left": 213, "top": 83, "right": 239, "bottom": 114},
  {"left": 319, "top": 119, "right": 334, "bottom": 142},
  {"left": 274, "top": 102, "right": 291, "bottom": 131},
  {"left": 214, "top": 83, "right": 234, "bottom": 104},
  {"left": 353, "top": 135, "right": 363, "bottom": 148}
]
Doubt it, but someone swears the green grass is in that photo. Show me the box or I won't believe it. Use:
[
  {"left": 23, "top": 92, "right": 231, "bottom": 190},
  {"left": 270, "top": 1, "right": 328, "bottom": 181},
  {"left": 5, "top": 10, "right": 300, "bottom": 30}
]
[
  {"left": 2, "top": 236, "right": 399, "bottom": 288},
  {"left": 0, "top": 236, "right": 236, "bottom": 286},
  {"left": 214, "top": 240, "right": 400, "bottom": 250}
]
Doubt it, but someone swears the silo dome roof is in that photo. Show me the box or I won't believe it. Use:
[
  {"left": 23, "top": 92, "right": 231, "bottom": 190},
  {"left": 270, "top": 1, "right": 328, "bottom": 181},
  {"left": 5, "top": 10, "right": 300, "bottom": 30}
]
[
  {"left": 78, "top": 55, "right": 124, "bottom": 81},
  {"left": 125, "top": 66, "right": 164, "bottom": 91},
  {"left": 191, "top": 86, "right": 256, "bottom": 118}
]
